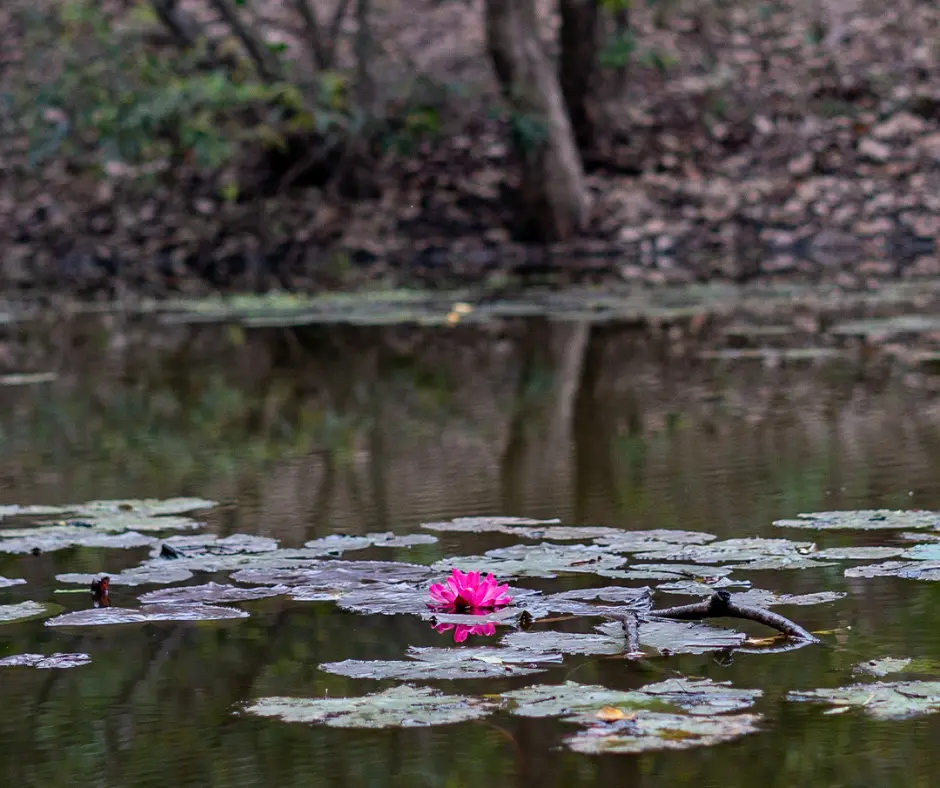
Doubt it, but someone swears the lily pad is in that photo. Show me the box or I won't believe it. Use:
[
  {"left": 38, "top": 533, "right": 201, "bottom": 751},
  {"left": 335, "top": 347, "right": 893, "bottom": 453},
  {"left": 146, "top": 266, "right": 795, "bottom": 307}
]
[
  {"left": 652, "top": 586, "right": 845, "bottom": 607},
  {"left": 725, "top": 556, "right": 837, "bottom": 571},
  {"left": 564, "top": 711, "right": 762, "bottom": 754},
  {"left": 811, "top": 546, "right": 905, "bottom": 560},
  {"left": 638, "top": 678, "right": 763, "bottom": 715},
  {"left": 304, "top": 532, "right": 438, "bottom": 553},
  {"left": 901, "top": 544, "right": 940, "bottom": 561},
  {"left": 230, "top": 559, "right": 432, "bottom": 588},
  {"left": 502, "top": 630, "right": 628, "bottom": 656},
  {"left": 593, "top": 530, "right": 717, "bottom": 553},
  {"left": 56, "top": 566, "right": 195, "bottom": 587},
  {"left": 774, "top": 510, "right": 940, "bottom": 531},
  {"left": 0, "top": 527, "right": 157, "bottom": 554},
  {"left": 420, "top": 516, "right": 560, "bottom": 535},
  {"left": 0, "top": 576, "right": 26, "bottom": 588},
  {"left": 57, "top": 514, "right": 201, "bottom": 533},
  {"left": 320, "top": 646, "right": 559, "bottom": 680},
  {"left": 844, "top": 561, "right": 940, "bottom": 581},
  {"left": 138, "top": 582, "right": 290, "bottom": 605},
  {"left": 633, "top": 537, "right": 817, "bottom": 565},
  {"left": 154, "top": 533, "right": 279, "bottom": 557},
  {"left": 788, "top": 681, "right": 940, "bottom": 719},
  {"left": 500, "top": 681, "right": 660, "bottom": 718},
  {"left": 653, "top": 578, "right": 752, "bottom": 595},
  {"left": 69, "top": 498, "right": 217, "bottom": 517},
  {"left": 0, "top": 652, "right": 91, "bottom": 669},
  {"left": 432, "top": 544, "right": 627, "bottom": 579},
  {"left": 0, "top": 601, "right": 49, "bottom": 624},
  {"left": 853, "top": 658, "right": 913, "bottom": 677},
  {"left": 596, "top": 619, "right": 747, "bottom": 656},
  {"left": 243, "top": 685, "right": 494, "bottom": 728},
  {"left": 45, "top": 604, "right": 249, "bottom": 627}
]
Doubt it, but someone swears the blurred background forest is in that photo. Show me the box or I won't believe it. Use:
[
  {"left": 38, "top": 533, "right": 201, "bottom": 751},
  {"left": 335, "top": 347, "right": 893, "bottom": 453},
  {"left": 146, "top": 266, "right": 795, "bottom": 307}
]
[{"left": 3, "top": 0, "right": 940, "bottom": 294}]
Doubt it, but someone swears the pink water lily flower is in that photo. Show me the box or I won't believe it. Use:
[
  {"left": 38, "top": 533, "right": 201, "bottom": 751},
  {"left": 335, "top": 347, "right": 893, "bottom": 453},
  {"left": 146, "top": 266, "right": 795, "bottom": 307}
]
[
  {"left": 428, "top": 568, "right": 512, "bottom": 611},
  {"left": 434, "top": 622, "right": 497, "bottom": 643}
]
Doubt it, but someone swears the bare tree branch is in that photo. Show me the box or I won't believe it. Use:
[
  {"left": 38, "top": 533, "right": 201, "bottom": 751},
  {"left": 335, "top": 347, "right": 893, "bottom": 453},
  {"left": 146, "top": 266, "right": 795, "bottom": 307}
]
[
  {"left": 207, "top": 0, "right": 282, "bottom": 82},
  {"left": 295, "top": 0, "right": 351, "bottom": 71}
]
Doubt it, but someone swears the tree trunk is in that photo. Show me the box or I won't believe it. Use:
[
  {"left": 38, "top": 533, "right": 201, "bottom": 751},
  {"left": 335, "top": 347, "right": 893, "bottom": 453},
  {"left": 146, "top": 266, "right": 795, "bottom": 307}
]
[
  {"left": 559, "top": 0, "right": 599, "bottom": 152},
  {"left": 485, "top": 0, "right": 589, "bottom": 242}
]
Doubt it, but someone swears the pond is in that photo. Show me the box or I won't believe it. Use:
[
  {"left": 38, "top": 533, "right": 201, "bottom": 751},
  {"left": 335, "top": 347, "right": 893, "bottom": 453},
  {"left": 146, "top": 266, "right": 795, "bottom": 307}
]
[{"left": 2, "top": 310, "right": 940, "bottom": 787}]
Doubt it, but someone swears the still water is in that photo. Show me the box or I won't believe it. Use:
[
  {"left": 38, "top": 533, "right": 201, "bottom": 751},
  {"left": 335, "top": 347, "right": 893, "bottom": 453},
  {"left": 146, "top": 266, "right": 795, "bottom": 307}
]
[{"left": 2, "top": 316, "right": 940, "bottom": 787}]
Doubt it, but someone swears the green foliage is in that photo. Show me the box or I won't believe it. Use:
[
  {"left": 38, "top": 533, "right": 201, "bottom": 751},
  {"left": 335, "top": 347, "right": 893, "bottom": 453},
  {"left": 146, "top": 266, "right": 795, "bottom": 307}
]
[{"left": 16, "top": 0, "right": 313, "bottom": 175}]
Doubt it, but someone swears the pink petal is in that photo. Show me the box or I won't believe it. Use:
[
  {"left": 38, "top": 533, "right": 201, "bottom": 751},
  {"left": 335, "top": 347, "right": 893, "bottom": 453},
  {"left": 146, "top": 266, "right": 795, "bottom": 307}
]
[{"left": 453, "top": 626, "right": 470, "bottom": 643}]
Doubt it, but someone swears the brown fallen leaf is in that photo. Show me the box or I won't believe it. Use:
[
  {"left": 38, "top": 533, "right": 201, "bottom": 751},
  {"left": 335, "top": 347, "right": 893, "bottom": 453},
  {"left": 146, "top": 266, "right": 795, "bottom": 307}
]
[{"left": 596, "top": 706, "right": 636, "bottom": 722}]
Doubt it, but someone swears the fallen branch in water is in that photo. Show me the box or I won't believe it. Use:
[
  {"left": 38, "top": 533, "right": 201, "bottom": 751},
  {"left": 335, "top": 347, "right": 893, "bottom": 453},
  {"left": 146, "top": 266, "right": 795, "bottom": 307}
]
[
  {"left": 614, "top": 610, "right": 643, "bottom": 657},
  {"left": 652, "top": 590, "right": 819, "bottom": 643}
]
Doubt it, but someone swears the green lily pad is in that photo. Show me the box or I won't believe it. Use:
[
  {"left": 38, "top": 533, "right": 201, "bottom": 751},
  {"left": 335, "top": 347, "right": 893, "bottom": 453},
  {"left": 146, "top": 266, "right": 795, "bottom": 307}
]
[
  {"left": 56, "top": 566, "right": 195, "bottom": 587},
  {"left": 420, "top": 516, "right": 560, "bottom": 536},
  {"left": 653, "top": 578, "right": 752, "bottom": 595},
  {"left": 500, "top": 681, "right": 660, "bottom": 718},
  {"left": 902, "top": 544, "right": 940, "bottom": 561},
  {"left": 830, "top": 315, "right": 940, "bottom": 339},
  {"left": 637, "top": 678, "right": 763, "bottom": 714},
  {"left": 633, "top": 537, "right": 817, "bottom": 565},
  {"left": 564, "top": 711, "right": 762, "bottom": 754},
  {"left": 432, "top": 544, "right": 627, "bottom": 579},
  {"left": 320, "top": 646, "right": 560, "bottom": 680},
  {"left": 0, "top": 601, "right": 50, "bottom": 624},
  {"left": 595, "top": 619, "right": 747, "bottom": 656},
  {"left": 230, "top": 560, "right": 432, "bottom": 588},
  {"left": 69, "top": 498, "right": 218, "bottom": 517},
  {"left": 0, "top": 652, "right": 91, "bottom": 669},
  {"left": 138, "top": 582, "right": 290, "bottom": 605},
  {"left": 844, "top": 561, "right": 940, "bottom": 581},
  {"left": 812, "top": 547, "right": 906, "bottom": 560},
  {"left": 0, "top": 576, "right": 26, "bottom": 588},
  {"left": 58, "top": 514, "right": 201, "bottom": 533},
  {"left": 725, "top": 556, "right": 837, "bottom": 571},
  {"left": 788, "top": 681, "right": 940, "bottom": 719},
  {"left": 45, "top": 604, "right": 249, "bottom": 627},
  {"left": 304, "top": 532, "right": 438, "bottom": 553},
  {"left": 0, "top": 505, "right": 73, "bottom": 520},
  {"left": 154, "top": 533, "right": 279, "bottom": 556},
  {"left": 774, "top": 510, "right": 940, "bottom": 531},
  {"left": 853, "top": 658, "right": 913, "bottom": 677},
  {"left": 593, "top": 530, "right": 717, "bottom": 553},
  {"left": 0, "top": 527, "right": 157, "bottom": 554},
  {"left": 501, "top": 630, "right": 627, "bottom": 656},
  {"left": 243, "top": 685, "right": 494, "bottom": 728},
  {"left": 653, "top": 586, "right": 844, "bottom": 607}
]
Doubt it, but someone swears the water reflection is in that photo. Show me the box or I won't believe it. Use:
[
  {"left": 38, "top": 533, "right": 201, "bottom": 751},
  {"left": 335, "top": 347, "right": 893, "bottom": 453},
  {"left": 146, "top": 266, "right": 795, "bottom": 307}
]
[{"left": 1, "top": 316, "right": 940, "bottom": 786}]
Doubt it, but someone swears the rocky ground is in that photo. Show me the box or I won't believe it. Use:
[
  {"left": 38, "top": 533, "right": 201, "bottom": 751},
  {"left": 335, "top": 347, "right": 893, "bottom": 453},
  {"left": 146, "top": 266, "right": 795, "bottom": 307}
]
[{"left": 4, "top": 0, "right": 940, "bottom": 297}]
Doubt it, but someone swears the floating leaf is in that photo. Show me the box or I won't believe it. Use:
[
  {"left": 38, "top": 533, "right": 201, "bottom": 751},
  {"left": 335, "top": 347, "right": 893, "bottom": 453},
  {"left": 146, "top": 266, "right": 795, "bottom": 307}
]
[
  {"left": 788, "top": 681, "right": 940, "bottom": 719},
  {"left": 420, "top": 516, "right": 560, "bottom": 536},
  {"left": 0, "top": 652, "right": 90, "bottom": 669},
  {"left": 596, "top": 706, "right": 633, "bottom": 722},
  {"left": 501, "top": 682, "right": 658, "bottom": 718},
  {"left": 0, "top": 576, "right": 26, "bottom": 588},
  {"left": 153, "top": 533, "right": 279, "bottom": 557},
  {"left": 853, "top": 658, "right": 913, "bottom": 677},
  {"left": 0, "top": 372, "right": 57, "bottom": 386},
  {"left": 593, "top": 530, "right": 717, "bottom": 553},
  {"left": 244, "top": 685, "right": 494, "bottom": 728},
  {"left": 774, "top": 510, "right": 940, "bottom": 531},
  {"left": 564, "top": 711, "right": 762, "bottom": 754},
  {"left": 637, "top": 678, "right": 763, "bottom": 715},
  {"left": 654, "top": 578, "right": 752, "bottom": 596},
  {"left": 0, "top": 601, "right": 49, "bottom": 624},
  {"left": 726, "top": 556, "right": 837, "bottom": 571},
  {"left": 230, "top": 559, "right": 432, "bottom": 588},
  {"left": 304, "top": 532, "right": 438, "bottom": 553},
  {"left": 633, "top": 537, "right": 817, "bottom": 565},
  {"left": 320, "top": 647, "right": 558, "bottom": 680},
  {"left": 56, "top": 566, "right": 195, "bottom": 587},
  {"left": 432, "top": 544, "right": 627, "bottom": 579},
  {"left": 811, "top": 547, "right": 905, "bottom": 560},
  {"left": 502, "top": 630, "right": 626, "bottom": 656},
  {"left": 45, "top": 604, "right": 249, "bottom": 627},
  {"left": 596, "top": 619, "right": 747, "bottom": 656},
  {"left": 335, "top": 583, "right": 436, "bottom": 616},
  {"left": 902, "top": 544, "right": 940, "bottom": 561},
  {"left": 0, "top": 527, "right": 157, "bottom": 554},
  {"left": 653, "top": 585, "right": 844, "bottom": 607},
  {"left": 844, "top": 561, "right": 940, "bottom": 582},
  {"left": 138, "top": 582, "right": 290, "bottom": 605},
  {"left": 69, "top": 498, "right": 217, "bottom": 517}
]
